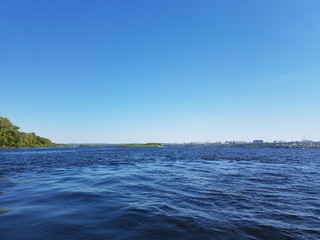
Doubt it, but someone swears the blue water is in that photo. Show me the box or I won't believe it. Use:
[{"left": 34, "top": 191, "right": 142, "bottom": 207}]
[{"left": 0, "top": 147, "right": 319, "bottom": 240}]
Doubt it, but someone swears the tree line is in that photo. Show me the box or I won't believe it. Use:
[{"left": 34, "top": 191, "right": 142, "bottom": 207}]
[{"left": 0, "top": 117, "right": 55, "bottom": 148}]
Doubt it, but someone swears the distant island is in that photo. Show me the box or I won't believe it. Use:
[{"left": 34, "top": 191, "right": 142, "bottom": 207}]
[
  {"left": 0, "top": 117, "right": 56, "bottom": 148},
  {"left": 118, "top": 143, "right": 163, "bottom": 148},
  {"left": 78, "top": 143, "right": 164, "bottom": 148},
  {"left": 0, "top": 117, "right": 165, "bottom": 149}
]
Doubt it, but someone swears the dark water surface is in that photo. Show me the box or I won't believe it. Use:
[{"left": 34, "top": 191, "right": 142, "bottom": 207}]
[{"left": 0, "top": 147, "right": 319, "bottom": 240}]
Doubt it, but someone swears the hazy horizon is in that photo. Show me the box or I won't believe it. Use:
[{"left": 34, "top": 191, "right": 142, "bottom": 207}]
[{"left": 1, "top": 0, "right": 319, "bottom": 143}]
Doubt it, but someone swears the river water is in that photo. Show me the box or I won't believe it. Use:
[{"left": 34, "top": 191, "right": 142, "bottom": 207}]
[{"left": 0, "top": 147, "right": 319, "bottom": 240}]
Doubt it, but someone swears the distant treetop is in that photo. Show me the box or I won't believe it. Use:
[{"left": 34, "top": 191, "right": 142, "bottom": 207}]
[{"left": 0, "top": 117, "right": 55, "bottom": 148}]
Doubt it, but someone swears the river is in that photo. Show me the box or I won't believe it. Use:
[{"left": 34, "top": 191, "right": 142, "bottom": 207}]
[{"left": 0, "top": 147, "right": 319, "bottom": 239}]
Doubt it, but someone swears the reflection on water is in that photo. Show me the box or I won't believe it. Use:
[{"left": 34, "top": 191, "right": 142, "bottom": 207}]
[
  {"left": 0, "top": 210, "right": 11, "bottom": 214},
  {"left": 0, "top": 147, "right": 320, "bottom": 240}
]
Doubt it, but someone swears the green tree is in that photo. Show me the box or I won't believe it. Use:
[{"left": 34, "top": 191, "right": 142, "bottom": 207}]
[
  {"left": 0, "top": 117, "right": 56, "bottom": 148},
  {"left": 0, "top": 117, "right": 20, "bottom": 147}
]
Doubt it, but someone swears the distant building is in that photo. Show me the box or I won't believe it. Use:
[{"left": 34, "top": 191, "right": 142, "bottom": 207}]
[
  {"left": 253, "top": 140, "right": 264, "bottom": 144},
  {"left": 301, "top": 140, "right": 313, "bottom": 147}
]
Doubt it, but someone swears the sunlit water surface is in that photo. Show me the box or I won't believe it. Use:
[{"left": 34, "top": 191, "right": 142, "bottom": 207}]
[{"left": 1, "top": 147, "right": 319, "bottom": 240}]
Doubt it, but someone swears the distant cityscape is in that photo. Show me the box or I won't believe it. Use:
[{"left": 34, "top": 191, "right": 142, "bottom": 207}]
[{"left": 168, "top": 140, "right": 320, "bottom": 149}]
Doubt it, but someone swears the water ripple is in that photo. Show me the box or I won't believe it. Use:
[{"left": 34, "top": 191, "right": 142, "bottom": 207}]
[{"left": 0, "top": 147, "right": 320, "bottom": 239}]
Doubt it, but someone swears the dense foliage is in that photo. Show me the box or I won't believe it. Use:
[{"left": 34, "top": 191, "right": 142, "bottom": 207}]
[{"left": 0, "top": 117, "right": 55, "bottom": 148}]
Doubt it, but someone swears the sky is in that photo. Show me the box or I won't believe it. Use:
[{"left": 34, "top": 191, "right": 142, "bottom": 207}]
[{"left": 1, "top": 0, "right": 320, "bottom": 143}]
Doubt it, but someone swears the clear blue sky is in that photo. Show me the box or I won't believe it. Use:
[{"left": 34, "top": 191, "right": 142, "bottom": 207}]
[{"left": 1, "top": 0, "right": 320, "bottom": 143}]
